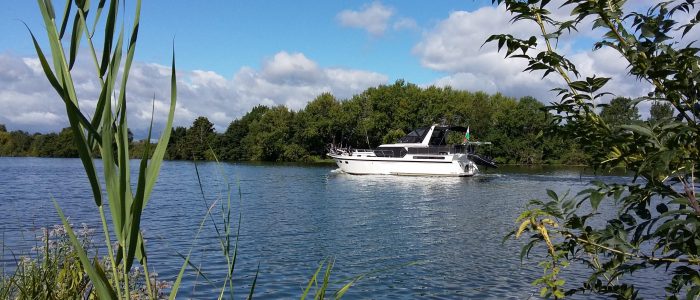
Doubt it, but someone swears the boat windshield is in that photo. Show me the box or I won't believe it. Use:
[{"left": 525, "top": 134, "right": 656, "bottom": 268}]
[{"left": 397, "top": 127, "right": 429, "bottom": 143}]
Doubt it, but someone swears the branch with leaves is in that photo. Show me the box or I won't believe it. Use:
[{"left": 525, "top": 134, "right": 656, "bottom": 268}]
[{"left": 489, "top": 0, "right": 700, "bottom": 298}]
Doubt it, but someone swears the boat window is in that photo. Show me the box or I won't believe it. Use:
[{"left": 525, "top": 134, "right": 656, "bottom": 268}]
[
  {"left": 398, "top": 127, "right": 429, "bottom": 143},
  {"left": 429, "top": 128, "right": 447, "bottom": 146}
]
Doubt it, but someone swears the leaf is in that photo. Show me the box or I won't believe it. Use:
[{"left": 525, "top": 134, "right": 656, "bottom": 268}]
[
  {"left": 99, "top": 0, "right": 117, "bottom": 77},
  {"left": 516, "top": 219, "right": 533, "bottom": 238},
  {"left": 31, "top": 2, "right": 105, "bottom": 207},
  {"left": 656, "top": 203, "right": 668, "bottom": 214},
  {"left": 301, "top": 259, "right": 325, "bottom": 300},
  {"left": 53, "top": 199, "right": 116, "bottom": 299},
  {"left": 519, "top": 240, "right": 538, "bottom": 263},
  {"left": 144, "top": 45, "right": 177, "bottom": 203},
  {"left": 68, "top": 11, "right": 84, "bottom": 70},
  {"left": 590, "top": 191, "right": 604, "bottom": 210},
  {"left": 568, "top": 81, "right": 590, "bottom": 93},
  {"left": 619, "top": 124, "right": 655, "bottom": 139},
  {"left": 57, "top": 0, "right": 72, "bottom": 39},
  {"left": 247, "top": 263, "right": 259, "bottom": 300}
]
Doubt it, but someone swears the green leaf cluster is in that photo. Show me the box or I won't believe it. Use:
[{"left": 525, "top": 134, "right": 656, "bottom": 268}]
[{"left": 491, "top": 0, "right": 700, "bottom": 298}]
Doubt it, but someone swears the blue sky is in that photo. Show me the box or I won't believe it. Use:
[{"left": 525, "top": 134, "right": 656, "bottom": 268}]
[
  {"left": 2, "top": 1, "right": 481, "bottom": 81},
  {"left": 0, "top": 1, "right": 661, "bottom": 134}
]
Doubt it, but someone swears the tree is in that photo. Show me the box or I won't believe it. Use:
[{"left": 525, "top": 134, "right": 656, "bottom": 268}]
[
  {"left": 166, "top": 126, "right": 187, "bottom": 160},
  {"left": 28, "top": 132, "right": 58, "bottom": 157},
  {"left": 600, "top": 97, "right": 640, "bottom": 126},
  {"left": 0, "top": 124, "right": 6, "bottom": 132},
  {"left": 294, "top": 93, "right": 341, "bottom": 155},
  {"left": 242, "top": 106, "right": 295, "bottom": 161},
  {"left": 649, "top": 101, "right": 674, "bottom": 122},
  {"left": 219, "top": 105, "right": 269, "bottom": 160},
  {"left": 1, "top": 130, "right": 33, "bottom": 156},
  {"left": 127, "top": 128, "right": 134, "bottom": 144},
  {"left": 54, "top": 127, "right": 78, "bottom": 157},
  {"left": 382, "top": 128, "right": 406, "bottom": 144},
  {"left": 183, "top": 116, "right": 216, "bottom": 160},
  {"left": 489, "top": 0, "right": 700, "bottom": 298}
]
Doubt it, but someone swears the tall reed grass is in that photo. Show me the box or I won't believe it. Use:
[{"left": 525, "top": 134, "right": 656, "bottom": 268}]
[
  {"left": 28, "top": 0, "right": 178, "bottom": 297},
  {"left": 26, "top": 0, "right": 361, "bottom": 298}
]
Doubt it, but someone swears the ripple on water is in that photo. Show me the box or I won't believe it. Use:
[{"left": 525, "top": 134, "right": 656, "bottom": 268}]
[{"left": 0, "top": 158, "right": 666, "bottom": 299}]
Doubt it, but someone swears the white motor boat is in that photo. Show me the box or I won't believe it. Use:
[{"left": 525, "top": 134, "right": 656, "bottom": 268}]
[{"left": 327, "top": 125, "right": 496, "bottom": 177}]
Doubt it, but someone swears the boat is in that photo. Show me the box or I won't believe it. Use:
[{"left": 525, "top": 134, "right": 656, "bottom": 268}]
[{"left": 327, "top": 125, "right": 497, "bottom": 176}]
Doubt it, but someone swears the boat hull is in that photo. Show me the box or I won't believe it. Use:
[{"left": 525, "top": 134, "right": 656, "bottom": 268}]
[{"left": 328, "top": 153, "right": 478, "bottom": 177}]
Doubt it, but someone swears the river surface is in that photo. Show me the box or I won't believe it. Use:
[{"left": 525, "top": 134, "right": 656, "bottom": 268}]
[{"left": 0, "top": 157, "right": 664, "bottom": 299}]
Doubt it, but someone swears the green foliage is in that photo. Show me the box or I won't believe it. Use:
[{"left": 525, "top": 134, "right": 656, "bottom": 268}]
[
  {"left": 0, "top": 127, "right": 136, "bottom": 158},
  {"left": 600, "top": 97, "right": 641, "bottom": 127},
  {"left": 217, "top": 105, "right": 269, "bottom": 161},
  {"left": 242, "top": 105, "right": 296, "bottom": 161},
  {"left": 6, "top": 84, "right": 601, "bottom": 166},
  {"left": 301, "top": 258, "right": 363, "bottom": 300},
  {"left": 2, "top": 82, "right": 593, "bottom": 165},
  {"left": 490, "top": 0, "right": 700, "bottom": 298},
  {"left": 183, "top": 116, "right": 216, "bottom": 160},
  {"left": 382, "top": 128, "right": 406, "bottom": 144},
  {"left": 649, "top": 101, "right": 674, "bottom": 122},
  {"left": 30, "top": 0, "right": 178, "bottom": 298},
  {"left": 166, "top": 126, "right": 188, "bottom": 159},
  {"left": 0, "top": 224, "right": 168, "bottom": 299},
  {"left": 5, "top": 225, "right": 94, "bottom": 299},
  {"left": 53, "top": 127, "right": 79, "bottom": 157},
  {"left": 130, "top": 140, "right": 157, "bottom": 159},
  {"left": 212, "top": 82, "right": 583, "bottom": 165},
  {"left": 282, "top": 143, "right": 311, "bottom": 161}
]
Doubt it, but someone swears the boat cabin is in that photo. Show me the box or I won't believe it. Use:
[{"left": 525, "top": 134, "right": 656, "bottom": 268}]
[{"left": 374, "top": 125, "right": 472, "bottom": 158}]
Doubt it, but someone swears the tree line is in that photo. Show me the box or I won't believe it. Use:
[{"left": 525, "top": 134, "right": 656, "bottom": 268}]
[{"left": 0, "top": 80, "right": 674, "bottom": 164}]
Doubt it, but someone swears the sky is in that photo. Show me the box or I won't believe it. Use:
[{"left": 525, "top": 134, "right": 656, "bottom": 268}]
[{"left": 0, "top": 0, "right": 679, "bottom": 136}]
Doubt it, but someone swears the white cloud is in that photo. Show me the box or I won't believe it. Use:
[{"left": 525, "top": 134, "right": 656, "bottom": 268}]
[
  {"left": 0, "top": 53, "right": 66, "bottom": 132},
  {"left": 232, "top": 51, "right": 387, "bottom": 116},
  {"left": 393, "top": 18, "right": 418, "bottom": 31},
  {"left": 8, "top": 111, "right": 62, "bottom": 125},
  {"left": 0, "top": 51, "right": 387, "bottom": 136},
  {"left": 261, "top": 52, "right": 322, "bottom": 85},
  {"left": 414, "top": 4, "right": 653, "bottom": 104},
  {"left": 337, "top": 2, "right": 394, "bottom": 36},
  {"left": 414, "top": 6, "right": 541, "bottom": 74}
]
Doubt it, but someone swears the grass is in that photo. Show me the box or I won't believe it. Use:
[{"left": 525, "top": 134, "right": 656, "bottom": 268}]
[{"left": 0, "top": 224, "right": 170, "bottom": 299}]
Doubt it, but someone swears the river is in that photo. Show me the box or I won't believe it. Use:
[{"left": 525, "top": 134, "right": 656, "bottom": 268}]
[{"left": 0, "top": 157, "right": 664, "bottom": 299}]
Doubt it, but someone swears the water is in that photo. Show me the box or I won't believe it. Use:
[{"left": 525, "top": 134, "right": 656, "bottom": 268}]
[{"left": 0, "top": 157, "right": 663, "bottom": 298}]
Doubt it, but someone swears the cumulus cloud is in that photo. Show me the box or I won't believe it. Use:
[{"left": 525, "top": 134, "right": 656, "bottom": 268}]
[
  {"left": 337, "top": 2, "right": 394, "bottom": 36},
  {"left": 414, "top": 4, "right": 653, "bottom": 105},
  {"left": 232, "top": 52, "right": 387, "bottom": 115},
  {"left": 0, "top": 51, "right": 387, "bottom": 136},
  {"left": 0, "top": 54, "right": 67, "bottom": 133},
  {"left": 336, "top": 2, "right": 417, "bottom": 36}
]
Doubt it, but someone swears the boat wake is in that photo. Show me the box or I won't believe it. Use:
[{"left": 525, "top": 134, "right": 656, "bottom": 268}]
[{"left": 329, "top": 168, "right": 345, "bottom": 175}]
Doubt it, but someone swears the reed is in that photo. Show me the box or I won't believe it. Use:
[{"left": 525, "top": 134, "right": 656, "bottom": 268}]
[
  {"left": 27, "top": 0, "right": 361, "bottom": 298},
  {"left": 28, "top": 0, "right": 176, "bottom": 298}
]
